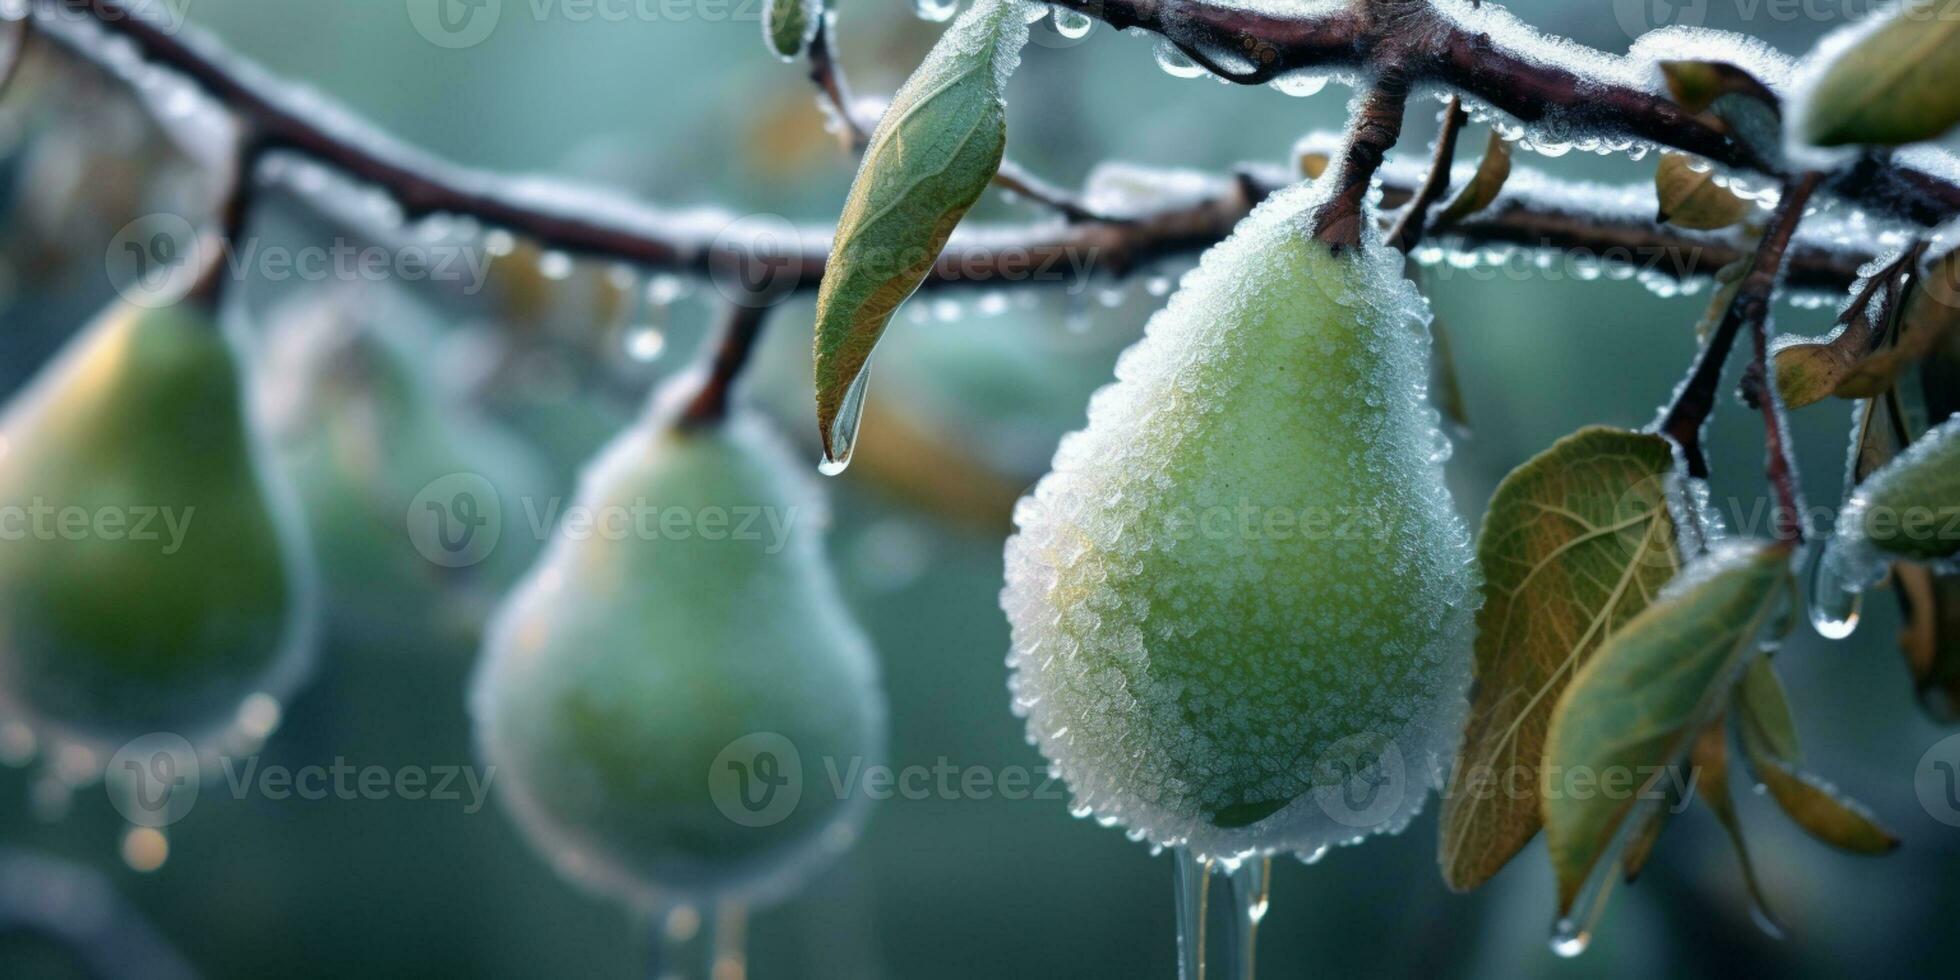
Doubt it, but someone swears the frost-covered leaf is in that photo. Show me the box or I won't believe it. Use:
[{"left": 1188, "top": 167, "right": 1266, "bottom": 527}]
[
  {"left": 1798, "top": 0, "right": 1960, "bottom": 147},
  {"left": 763, "top": 0, "right": 820, "bottom": 60},
  {"left": 1775, "top": 306, "right": 1878, "bottom": 408},
  {"left": 1435, "top": 131, "right": 1511, "bottom": 226},
  {"left": 1895, "top": 562, "right": 1960, "bottom": 721},
  {"left": 1541, "top": 539, "right": 1794, "bottom": 914},
  {"left": 812, "top": 0, "right": 1028, "bottom": 464},
  {"left": 1733, "top": 643, "right": 1901, "bottom": 854},
  {"left": 1835, "top": 247, "right": 1960, "bottom": 399},
  {"left": 1840, "top": 415, "right": 1960, "bottom": 562},
  {"left": 1693, "top": 719, "right": 1783, "bottom": 934},
  {"left": 1655, "top": 153, "right": 1750, "bottom": 231},
  {"left": 1439, "top": 428, "right": 1680, "bottom": 892}
]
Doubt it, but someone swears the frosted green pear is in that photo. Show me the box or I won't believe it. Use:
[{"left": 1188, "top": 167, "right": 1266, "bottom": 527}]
[
  {"left": 472, "top": 407, "right": 884, "bottom": 908},
  {"left": 1001, "top": 181, "right": 1477, "bottom": 859},
  {"left": 0, "top": 300, "right": 316, "bottom": 750}
]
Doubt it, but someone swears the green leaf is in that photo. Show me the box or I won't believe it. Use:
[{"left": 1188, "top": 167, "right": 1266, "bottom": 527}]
[
  {"left": 1655, "top": 153, "right": 1751, "bottom": 231},
  {"left": 1439, "top": 428, "right": 1681, "bottom": 892},
  {"left": 1799, "top": 0, "right": 1960, "bottom": 147},
  {"left": 1541, "top": 539, "right": 1794, "bottom": 914},
  {"left": 1848, "top": 415, "right": 1960, "bottom": 561},
  {"left": 1435, "top": 130, "right": 1511, "bottom": 226},
  {"left": 1692, "top": 719, "right": 1784, "bottom": 935},
  {"left": 763, "top": 0, "right": 819, "bottom": 60},
  {"left": 1734, "top": 657, "right": 1798, "bottom": 761},
  {"left": 811, "top": 0, "right": 1027, "bottom": 464}
]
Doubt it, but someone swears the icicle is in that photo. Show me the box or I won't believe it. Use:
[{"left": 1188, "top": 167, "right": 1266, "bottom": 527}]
[
  {"left": 1172, "top": 847, "right": 1211, "bottom": 980},
  {"left": 1222, "top": 857, "right": 1271, "bottom": 980}
]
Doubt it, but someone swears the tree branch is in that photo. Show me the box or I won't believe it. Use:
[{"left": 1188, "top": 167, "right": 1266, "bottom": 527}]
[
  {"left": 1047, "top": 0, "right": 1960, "bottom": 227},
  {"left": 1659, "top": 172, "right": 1820, "bottom": 532},
  {"left": 28, "top": 0, "right": 1877, "bottom": 300}
]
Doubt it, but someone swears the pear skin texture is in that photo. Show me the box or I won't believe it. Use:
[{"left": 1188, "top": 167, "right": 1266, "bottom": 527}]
[
  {"left": 0, "top": 302, "right": 305, "bottom": 743},
  {"left": 1002, "top": 183, "right": 1476, "bottom": 858},
  {"left": 473, "top": 413, "right": 884, "bottom": 907}
]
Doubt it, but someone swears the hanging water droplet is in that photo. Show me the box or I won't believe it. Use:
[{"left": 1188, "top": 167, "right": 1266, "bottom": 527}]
[
  {"left": 1549, "top": 917, "right": 1591, "bottom": 958},
  {"left": 1051, "top": 5, "right": 1091, "bottom": 38},
  {"left": 1807, "top": 544, "right": 1864, "bottom": 640},
  {"left": 539, "top": 251, "right": 575, "bottom": 281},
  {"left": 627, "top": 326, "right": 667, "bottom": 363},
  {"left": 1296, "top": 844, "right": 1328, "bottom": 865},
  {"left": 1268, "top": 71, "right": 1327, "bottom": 98},
  {"left": 1153, "top": 40, "right": 1206, "bottom": 79},
  {"left": 820, "top": 363, "right": 874, "bottom": 476},
  {"left": 914, "top": 0, "right": 958, "bottom": 22}
]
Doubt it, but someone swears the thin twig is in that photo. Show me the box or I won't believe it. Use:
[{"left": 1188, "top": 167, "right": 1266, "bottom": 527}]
[
  {"left": 678, "top": 300, "right": 776, "bottom": 429},
  {"left": 1660, "top": 172, "right": 1821, "bottom": 525},
  {"left": 1386, "top": 96, "right": 1468, "bottom": 253}
]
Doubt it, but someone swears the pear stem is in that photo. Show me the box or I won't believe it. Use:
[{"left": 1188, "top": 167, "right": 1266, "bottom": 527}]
[
  {"left": 678, "top": 300, "right": 776, "bottom": 431},
  {"left": 1385, "top": 96, "right": 1467, "bottom": 254},
  {"left": 1311, "top": 77, "right": 1408, "bottom": 250}
]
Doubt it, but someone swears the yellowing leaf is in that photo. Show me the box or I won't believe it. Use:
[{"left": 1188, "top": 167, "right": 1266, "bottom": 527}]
[
  {"left": 811, "top": 0, "right": 1027, "bottom": 466},
  {"left": 1734, "top": 655, "right": 1901, "bottom": 855},
  {"left": 1655, "top": 153, "right": 1751, "bottom": 231},
  {"left": 1435, "top": 130, "right": 1511, "bottom": 226},
  {"left": 1895, "top": 562, "right": 1960, "bottom": 722},
  {"left": 1660, "top": 60, "right": 1785, "bottom": 165},
  {"left": 1775, "top": 309, "right": 1878, "bottom": 409},
  {"left": 1439, "top": 428, "right": 1680, "bottom": 892},
  {"left": 1800, "top": 0, "right": 1960, "bottom": 147},
  {"left": 1542, "top": 539, "right": 1794, "bottom": 914}
]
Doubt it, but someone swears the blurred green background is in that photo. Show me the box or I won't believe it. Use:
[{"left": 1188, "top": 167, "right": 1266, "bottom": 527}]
[{"left": 2, "top": 0, "right": 1958, "bottom": 977}]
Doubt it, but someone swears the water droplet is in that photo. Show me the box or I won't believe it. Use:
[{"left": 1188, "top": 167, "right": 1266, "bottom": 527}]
[
  {"left": 1268, "top": 71, "right": 1327, "bottom": 98},
  {"left": 627, "top": 327, "right": 668, "bottom": 363},
  {"left": 1051, "top": 5, "right": 1091, "bottom": 38},
  {"left": 1549, "top": 917, "right": 1590, "bottom": 958},
  {"left": 539, "top": 251, "right": 575, "bottom": 281},
  {"left": 914, "top": 0, "right": 957, "bottom": 22},
  {"left": 1807, "top": 544, "right": 1863, "bottom": 640},
  {"left": 821, "top": 363, "right": 874, "bottom": 476},
  {"left": 1153, "top": 40, "right": 1206, "bottom": 79}
]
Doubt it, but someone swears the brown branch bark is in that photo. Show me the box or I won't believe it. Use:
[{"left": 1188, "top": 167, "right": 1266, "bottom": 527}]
[
  {"left": 29, "top": 0, "right": 1876, "bottom": 298},
  {"left": 1659, "top": 172, "right": 1821, "bottom": 536},
  {"left": 678, "top": 300, "right": 776, "bottom": 429},
  {"left": 1048, "top": 0, "right": 1960, "bottom": 227},
  {"left": 1312, "top": 77, "right": 1409, "bottom": 248}
]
